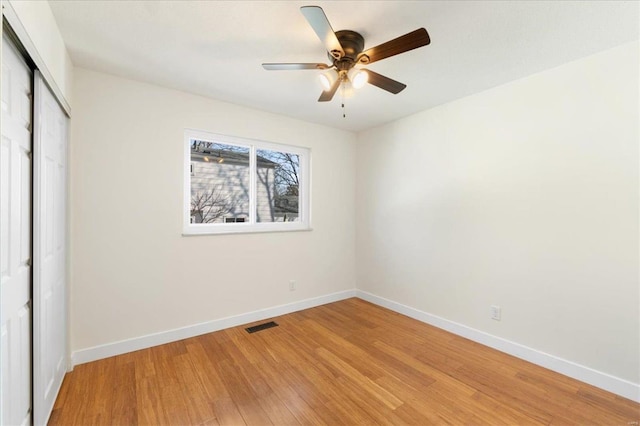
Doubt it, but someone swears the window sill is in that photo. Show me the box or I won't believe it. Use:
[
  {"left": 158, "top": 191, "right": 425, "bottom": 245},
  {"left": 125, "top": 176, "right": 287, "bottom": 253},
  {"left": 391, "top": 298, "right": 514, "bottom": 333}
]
[{"left": 182, "top": 224, "right": 312, "bottom": 236}]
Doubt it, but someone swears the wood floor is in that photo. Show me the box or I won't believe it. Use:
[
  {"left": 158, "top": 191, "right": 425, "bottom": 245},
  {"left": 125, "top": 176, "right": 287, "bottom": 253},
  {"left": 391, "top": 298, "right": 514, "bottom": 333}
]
[{"left": 50, "top": 298, "right": 639, "bottom": 425}]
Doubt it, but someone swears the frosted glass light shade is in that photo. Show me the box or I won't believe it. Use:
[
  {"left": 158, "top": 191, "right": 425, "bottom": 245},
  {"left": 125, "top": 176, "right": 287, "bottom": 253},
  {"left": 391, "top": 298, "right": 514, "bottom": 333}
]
[
  {"left": 349, "top": 69, "right": 368, "bottom": 89},
  {"left": 319, "top": 71, "right": 335, "bottom": 90}
]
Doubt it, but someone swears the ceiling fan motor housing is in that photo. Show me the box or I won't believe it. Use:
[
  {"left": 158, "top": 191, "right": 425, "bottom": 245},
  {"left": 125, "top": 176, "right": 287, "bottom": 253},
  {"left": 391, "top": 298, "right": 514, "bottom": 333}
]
[{"left": 330, "top": 30, "right": 367, "bottom": 70}]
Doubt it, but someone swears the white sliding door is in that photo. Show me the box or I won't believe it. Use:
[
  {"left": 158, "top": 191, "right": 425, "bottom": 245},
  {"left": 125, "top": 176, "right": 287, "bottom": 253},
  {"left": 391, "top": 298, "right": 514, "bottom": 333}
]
[
  {"left": 1, "top": 33, "right": 34, "bottom": 426},
  {"left": 33, "top": 71, "right": 68, "bottom": 426}
]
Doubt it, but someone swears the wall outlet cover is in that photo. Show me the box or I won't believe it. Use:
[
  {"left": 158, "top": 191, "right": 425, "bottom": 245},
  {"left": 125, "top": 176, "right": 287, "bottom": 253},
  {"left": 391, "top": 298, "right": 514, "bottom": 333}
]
[{"left": 491, "top": 305, "right": 501, "bottom": 321}]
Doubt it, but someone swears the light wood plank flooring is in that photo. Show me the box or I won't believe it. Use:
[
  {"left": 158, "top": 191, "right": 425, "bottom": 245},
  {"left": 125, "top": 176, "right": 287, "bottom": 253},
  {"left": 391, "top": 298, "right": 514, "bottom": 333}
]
[{"left": 50, "top": 298, "right": 640, "bottom": 425}]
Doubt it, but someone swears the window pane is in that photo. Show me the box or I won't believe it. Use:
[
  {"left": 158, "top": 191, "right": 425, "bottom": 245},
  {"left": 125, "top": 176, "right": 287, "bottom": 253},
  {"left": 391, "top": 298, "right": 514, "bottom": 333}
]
[
  {"left": 190, "top": 140, "right": 250, "bottom": 224},
  {"left": 256, "top": 149, "right": 300, "bottom": 223}
]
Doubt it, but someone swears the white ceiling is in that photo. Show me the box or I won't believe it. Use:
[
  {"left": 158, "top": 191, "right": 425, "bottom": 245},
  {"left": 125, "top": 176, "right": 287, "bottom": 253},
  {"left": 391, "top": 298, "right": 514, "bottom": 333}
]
[{"left": 49, "top": 1, "right": 639, "bottom": 132}]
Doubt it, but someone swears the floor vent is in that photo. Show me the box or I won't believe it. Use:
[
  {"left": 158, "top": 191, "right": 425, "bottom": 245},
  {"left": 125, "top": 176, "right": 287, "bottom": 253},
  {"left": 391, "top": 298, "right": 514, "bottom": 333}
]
[{"left": 245, "top": 321, "right": 279, "bottom": 334}]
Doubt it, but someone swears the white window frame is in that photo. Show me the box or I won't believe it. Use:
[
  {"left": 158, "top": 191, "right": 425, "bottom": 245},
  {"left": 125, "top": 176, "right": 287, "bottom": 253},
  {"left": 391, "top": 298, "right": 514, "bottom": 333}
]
[{"left": 183, "top": 129, "right": 311, "bottom": 235}]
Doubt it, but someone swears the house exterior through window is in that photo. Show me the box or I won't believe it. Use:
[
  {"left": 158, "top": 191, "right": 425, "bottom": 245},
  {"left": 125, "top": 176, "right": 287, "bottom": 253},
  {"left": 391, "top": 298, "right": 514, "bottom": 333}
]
[{"left": 184, "top": 130, "right": 310, "bottom": 235}]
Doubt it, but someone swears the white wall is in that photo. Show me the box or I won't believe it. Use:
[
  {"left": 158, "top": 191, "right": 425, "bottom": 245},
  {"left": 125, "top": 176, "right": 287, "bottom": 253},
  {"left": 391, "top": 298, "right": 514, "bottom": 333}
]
[
  {"left": 70, "top": 68, "right": 357, "bottom": 352},
  {"left": 4, "top": 0, "right": 73, "bottom": 109},
  {"left": 356, "top": 42, "right": 639, "bottom": 385}
]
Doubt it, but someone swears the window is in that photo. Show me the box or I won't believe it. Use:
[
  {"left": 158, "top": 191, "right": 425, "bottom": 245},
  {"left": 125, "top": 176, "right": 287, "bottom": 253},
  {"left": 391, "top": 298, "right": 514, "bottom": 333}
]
[{"left": 184, "top": 129, "right": 311, "bottom": 235}]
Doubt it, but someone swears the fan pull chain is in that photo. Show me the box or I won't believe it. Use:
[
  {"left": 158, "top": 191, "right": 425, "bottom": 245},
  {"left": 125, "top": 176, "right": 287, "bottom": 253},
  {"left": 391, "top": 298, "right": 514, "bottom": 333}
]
[{"left": 341, "top": 85, "right": 345, "bottom": 118}]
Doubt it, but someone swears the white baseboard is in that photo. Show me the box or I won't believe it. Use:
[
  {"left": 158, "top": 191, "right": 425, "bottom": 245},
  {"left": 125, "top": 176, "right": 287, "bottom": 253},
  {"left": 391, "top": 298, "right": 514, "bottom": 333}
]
[
  {"left": 356, "top": 290, "right": 640, "bottom": 403},
  {"left": 71, "top": 289, "right": 356, "bottom": 367}
]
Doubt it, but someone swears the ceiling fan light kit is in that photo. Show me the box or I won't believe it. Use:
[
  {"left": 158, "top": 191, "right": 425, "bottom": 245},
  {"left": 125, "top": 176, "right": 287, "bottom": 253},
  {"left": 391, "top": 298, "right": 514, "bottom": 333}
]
[
  {"left": 348, "top": 68, "right": 368, "bottom": 89},
  {"left": 262, "top": 5, "right": 431, "bottom": 114},
  {"left": 319, "top": 71, "right": 335, "bottom": 91}
]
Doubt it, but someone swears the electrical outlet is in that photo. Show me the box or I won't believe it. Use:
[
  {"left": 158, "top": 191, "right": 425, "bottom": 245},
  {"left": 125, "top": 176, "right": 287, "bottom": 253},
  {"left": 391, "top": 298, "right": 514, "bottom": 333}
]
[
  {"left": 491, "top": 305, "right": 501, "bottom": 321},
  {"left": 289, "top": 280, "right": 296, "bottom": 291}
]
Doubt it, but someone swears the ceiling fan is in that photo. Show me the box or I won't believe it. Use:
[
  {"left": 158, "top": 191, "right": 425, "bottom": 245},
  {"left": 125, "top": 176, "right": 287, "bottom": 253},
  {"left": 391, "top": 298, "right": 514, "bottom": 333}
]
[{"left": 262, "top": 6, "right": 431, "bottom": 103}]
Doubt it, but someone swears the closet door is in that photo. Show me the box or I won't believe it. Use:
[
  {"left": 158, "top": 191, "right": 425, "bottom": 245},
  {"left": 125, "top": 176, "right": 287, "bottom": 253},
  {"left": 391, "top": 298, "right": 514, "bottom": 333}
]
[
  {"left": 33, "top": 71, "right": 68, "bottom": 426},
  {"left": 1, "top": 33, "right": 33, "bottom": 426}
]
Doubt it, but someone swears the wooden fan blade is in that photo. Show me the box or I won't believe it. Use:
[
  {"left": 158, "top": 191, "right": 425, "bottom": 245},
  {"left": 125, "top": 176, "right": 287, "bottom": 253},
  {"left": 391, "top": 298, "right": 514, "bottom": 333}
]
[
  {"left": 318, "top": 78, "right": 341, "bottom": 102},
  {"left": 358, "top": 28, "right": 430, "bottom": 64},
  {"left": 262, "top": 63, "right": 330, "bottom": 70},
  {"left": 300, "top": 6, "right": 345, "bottom": 59},
  {"left": 366, "top": 70, "right": 406, "bottom": 94}
]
